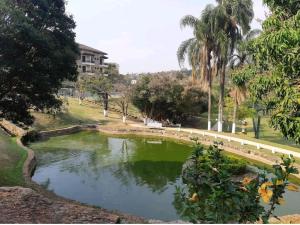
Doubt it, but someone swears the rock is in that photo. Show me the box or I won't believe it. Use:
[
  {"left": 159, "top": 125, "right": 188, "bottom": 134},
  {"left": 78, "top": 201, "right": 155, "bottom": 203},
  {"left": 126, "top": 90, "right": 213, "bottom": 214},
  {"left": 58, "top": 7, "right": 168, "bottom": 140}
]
[{"left": 0, "top": 187, "right": 143, "bottom": 224}]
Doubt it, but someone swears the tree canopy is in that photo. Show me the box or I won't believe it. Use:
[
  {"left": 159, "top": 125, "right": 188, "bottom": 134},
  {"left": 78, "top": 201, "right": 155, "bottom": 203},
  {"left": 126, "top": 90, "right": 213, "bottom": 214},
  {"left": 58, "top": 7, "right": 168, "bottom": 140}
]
[
  {"left": 0, "top": 0, "right": 79, "bottom": 125},
  {"left": 131, "top": 75, "right": 208, "bottom": 123},
  {"left": 249, "top": 0, "right": 300, "bottom": 143}
]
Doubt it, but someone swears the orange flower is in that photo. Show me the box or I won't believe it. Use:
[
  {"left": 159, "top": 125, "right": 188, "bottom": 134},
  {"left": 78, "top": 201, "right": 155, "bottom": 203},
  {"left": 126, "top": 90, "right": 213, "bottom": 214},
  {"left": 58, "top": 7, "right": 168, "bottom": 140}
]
[
  {"left": 242, "top": 177, "right": 253, "bottom": 185},
  {"left": 261, "top": 181, "right": 273, "bottom": 189},
  {"left": 258, "top": 182, "right": 273, "bottom": 203},
  {"left": 189, "top": 193, "right": 199, "bottom": 202},
  {"left": 286, "top": 184, "right": 299, "bottom": 192}
]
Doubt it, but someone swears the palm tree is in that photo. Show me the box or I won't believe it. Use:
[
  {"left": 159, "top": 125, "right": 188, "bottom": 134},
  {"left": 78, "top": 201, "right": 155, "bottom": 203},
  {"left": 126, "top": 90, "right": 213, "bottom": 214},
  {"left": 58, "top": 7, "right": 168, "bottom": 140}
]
[
  {"left": 212, "top": 0, "right": 254, "bottom": 132},
  {"left": 178, "top": 5, "right": 217, "bottom": 130},
  {"left": 177, "top": 37, "right": 201, "bottom": 84}
]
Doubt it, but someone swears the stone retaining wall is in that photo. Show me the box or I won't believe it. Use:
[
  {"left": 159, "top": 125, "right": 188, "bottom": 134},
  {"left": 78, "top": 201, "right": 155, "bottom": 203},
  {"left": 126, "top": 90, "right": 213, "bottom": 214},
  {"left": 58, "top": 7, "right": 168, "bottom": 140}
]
[
  {"left": 0, "top": 119, "right": 26, "bottom": 137},
  {"left": 39, "top": 124, "right": 99, "bottom": 139}
]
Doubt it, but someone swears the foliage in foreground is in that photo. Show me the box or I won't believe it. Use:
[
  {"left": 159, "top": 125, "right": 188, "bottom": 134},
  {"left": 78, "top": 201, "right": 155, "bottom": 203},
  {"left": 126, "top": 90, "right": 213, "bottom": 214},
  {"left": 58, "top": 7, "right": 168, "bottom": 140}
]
[
  {"left": 248, "top": 0, "right": 300, "bottom": 143},
  {"left": 174, "top": 142, "right": 299, "bottom": 223}
]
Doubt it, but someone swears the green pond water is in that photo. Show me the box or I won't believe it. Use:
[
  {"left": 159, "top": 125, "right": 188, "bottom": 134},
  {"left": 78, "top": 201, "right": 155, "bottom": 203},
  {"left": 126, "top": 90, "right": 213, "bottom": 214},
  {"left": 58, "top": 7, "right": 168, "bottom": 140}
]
[{"left": 30, "top": 131, "right": 300, "bottom": 221}]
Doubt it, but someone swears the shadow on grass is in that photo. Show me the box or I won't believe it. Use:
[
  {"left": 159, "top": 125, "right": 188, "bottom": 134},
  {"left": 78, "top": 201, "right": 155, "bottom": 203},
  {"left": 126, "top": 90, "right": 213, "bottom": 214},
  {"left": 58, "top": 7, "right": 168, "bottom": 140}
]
[{"left": 33, "top": 111, "right": 110, "bottom": 131}]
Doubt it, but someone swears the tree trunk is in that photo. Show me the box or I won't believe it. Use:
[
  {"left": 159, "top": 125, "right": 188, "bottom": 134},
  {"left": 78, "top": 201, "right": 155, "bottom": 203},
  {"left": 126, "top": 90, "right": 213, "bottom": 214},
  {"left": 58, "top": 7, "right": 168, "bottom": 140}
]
[
  {"left": 192, "top": 54, "right": 196, "bottom": 85},
  {"left": 103, "top": 92, "right": 108, "bottom": 117},
  {"left": 252, "top": 115, "right": 261, "bottom": 139},
  {"left": 232, "top": 91, "right": 238, "bottom": 134},
  {"left": 200, "top": 45, "right": 207, "bottom": 88},
  {"left": 218, "top": 63, "right": 226, "bottom": 132},
  {"left": 207, "top": 49, "right": 212, "bottom": 131}
]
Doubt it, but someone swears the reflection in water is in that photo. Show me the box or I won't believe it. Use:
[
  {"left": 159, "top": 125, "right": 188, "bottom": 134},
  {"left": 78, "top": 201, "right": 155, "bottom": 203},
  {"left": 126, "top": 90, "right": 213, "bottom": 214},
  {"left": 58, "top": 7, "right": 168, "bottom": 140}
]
[
  {"left": 30, "top": 131, "right": 300, "bottom": 221},
  {"left": 31, "top": 131, "right": 192, "bottom": 220}
]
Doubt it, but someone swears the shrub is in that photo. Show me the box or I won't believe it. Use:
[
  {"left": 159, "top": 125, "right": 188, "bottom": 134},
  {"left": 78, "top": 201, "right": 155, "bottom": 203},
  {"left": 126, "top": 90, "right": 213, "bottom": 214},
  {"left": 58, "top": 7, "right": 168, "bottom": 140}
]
[
  {"left": 174, "top": 143, "right": 299, "bottom": 223},
  {"left": 21, "top": 130, "right": 40, "bottom": 145}
]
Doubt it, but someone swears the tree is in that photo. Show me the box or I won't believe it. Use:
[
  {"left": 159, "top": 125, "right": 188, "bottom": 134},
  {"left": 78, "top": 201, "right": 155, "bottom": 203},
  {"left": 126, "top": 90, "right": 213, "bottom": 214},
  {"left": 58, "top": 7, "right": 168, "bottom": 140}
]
[
  {"left": 228, "top": 30, "right": 260, "bottom": 134},
  {"left": 74, "top": 75, "right": 89, "bottom": 105},
  {"left": 131, "top": 75, "right": 208, "bottom": 124},
  {"left": 230, "top": 66, "right": 254, "bottom": 133},
  {"left": 85, "top": 76, "right": 112, "bottom": 117},
  {"left": 114, "top": 83, "right": 130, "bottom": 123},
  {"left": 249, "top": 0, "right": 300, "bottom": 143},
  {"left": 0, "top": 0, "right": 79, "bottom": 125},
  {"left": 212, "top": 0, "right": 254, "bottom": 132},
  {"left": 177, "top": 37, "right": 200, "bottom": 84},
  {"left": 178, "top": 5, "right": 217, "bottom": 131},
  {"left": 229, "top": 29, "right": 261, "bottom": 69}
]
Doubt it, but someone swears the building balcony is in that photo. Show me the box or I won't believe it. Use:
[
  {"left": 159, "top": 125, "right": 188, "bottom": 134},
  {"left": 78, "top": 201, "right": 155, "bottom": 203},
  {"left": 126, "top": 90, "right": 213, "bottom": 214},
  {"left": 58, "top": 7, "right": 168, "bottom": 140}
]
[{"left": 82, "top": 61, "right": 95, "bottom": 65}]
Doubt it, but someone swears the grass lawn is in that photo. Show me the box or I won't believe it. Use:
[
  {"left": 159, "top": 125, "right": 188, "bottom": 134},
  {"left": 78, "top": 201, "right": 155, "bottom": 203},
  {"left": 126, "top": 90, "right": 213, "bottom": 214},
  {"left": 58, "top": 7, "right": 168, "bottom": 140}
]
[
  {"left": 32, "top": 97, "right": 137, "bottom": 131},
  {"left": 0, "top": 129, "right": 27, "bottom": 186},
  {"left": 195, "top": 113, "right": 300, "bottom": 151}
]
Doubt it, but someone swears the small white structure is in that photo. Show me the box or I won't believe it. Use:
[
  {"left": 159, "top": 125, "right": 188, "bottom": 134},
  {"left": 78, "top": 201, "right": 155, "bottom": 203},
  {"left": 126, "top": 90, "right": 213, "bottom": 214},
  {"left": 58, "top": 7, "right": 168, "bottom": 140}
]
[
  {"left": 147, "top": 119, "right": 163, "bottom": 129},
  {"left": 131, "top": 79, "right": 137, "bottom": 85}
]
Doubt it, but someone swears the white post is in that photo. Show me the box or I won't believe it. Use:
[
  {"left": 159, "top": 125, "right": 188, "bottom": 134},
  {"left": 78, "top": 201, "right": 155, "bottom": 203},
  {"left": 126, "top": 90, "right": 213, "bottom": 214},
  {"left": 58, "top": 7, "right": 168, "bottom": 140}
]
[
  {"left": 122, "top": 116, "right": 127, "bottom": 123},
  {"left": 103, "top": 110, "right": 108, "bottom": 117},
  {"left": 143, "top": 117, "right": 148, "bottom": 125},
  {"left": 217, "top": 120, "right": 222, "bottom": 132},
  {"left": 231, "top": 122, "right": 236, "bottom": 134},
  {"left": 208, "top": 120, "right": 211, "bottom": 131}
]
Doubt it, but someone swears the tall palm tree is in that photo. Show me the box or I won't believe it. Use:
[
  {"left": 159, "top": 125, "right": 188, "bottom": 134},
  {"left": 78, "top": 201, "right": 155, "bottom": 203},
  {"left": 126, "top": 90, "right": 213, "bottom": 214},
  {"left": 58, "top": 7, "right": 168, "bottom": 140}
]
[
  {"left": 178, "top": 5, "right": 217, "bottom": 130},
  {"left": 212, "top": 0, "right": 254, "bottom": 132}
]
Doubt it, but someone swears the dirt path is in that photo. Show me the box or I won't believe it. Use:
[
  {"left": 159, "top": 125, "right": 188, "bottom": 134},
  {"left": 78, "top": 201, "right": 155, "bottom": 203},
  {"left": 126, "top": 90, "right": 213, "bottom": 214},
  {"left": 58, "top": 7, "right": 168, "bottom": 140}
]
[{"left": 0, "top": 187, "right": 146, "bottom": 224}]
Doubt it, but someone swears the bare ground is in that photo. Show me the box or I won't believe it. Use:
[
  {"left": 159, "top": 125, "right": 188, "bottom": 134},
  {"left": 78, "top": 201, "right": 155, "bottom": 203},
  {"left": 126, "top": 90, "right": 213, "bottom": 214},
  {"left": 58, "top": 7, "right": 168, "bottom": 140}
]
[{"left": 0, "top": 187, "right": 146, "bottom": 224}]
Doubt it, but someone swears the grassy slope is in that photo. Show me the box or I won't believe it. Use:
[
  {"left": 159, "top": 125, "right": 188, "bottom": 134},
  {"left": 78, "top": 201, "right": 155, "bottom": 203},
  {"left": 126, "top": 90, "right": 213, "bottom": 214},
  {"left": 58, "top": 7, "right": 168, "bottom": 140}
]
[
  {"left": 32, "top": 97, "right": 132, "bottom": 131},
  {"left": 0, "top": 129, "right": 27, "bottom": 186}
]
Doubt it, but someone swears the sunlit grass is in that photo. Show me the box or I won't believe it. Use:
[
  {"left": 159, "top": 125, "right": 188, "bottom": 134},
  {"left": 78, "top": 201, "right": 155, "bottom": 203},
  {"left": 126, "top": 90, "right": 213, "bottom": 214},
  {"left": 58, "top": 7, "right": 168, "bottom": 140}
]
[{"left": 0, "top": 130, "right": 27, "bottom": 186}]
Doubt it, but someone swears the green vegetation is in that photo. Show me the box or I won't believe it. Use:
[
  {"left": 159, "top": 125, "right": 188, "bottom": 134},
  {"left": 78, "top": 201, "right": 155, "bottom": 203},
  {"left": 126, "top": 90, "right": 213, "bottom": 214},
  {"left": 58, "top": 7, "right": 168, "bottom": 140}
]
[
  {"left": 0, "top": 0, "right": 78, "bottom": 125},
  {"left": 0, "top": 129, "right": 27, "bottom": 186},
  {"left": 131, "top": 75, "right": 208, "bottom": 123},
  {"left": 32, "top": 97, "right": 135, "bottom": 131},
  {"left": 248, "top": 0, "right": 300, "bottom": 144},
  {"left": 175, "top": 143, "right": 299, "bottom": 223}
]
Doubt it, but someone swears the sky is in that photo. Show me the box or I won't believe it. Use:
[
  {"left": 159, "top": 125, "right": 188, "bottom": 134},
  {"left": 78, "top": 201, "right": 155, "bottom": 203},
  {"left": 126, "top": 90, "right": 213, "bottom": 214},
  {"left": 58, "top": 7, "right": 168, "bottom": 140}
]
[{"left": 66, "top": 0, "right": 269, "bottom": 74}]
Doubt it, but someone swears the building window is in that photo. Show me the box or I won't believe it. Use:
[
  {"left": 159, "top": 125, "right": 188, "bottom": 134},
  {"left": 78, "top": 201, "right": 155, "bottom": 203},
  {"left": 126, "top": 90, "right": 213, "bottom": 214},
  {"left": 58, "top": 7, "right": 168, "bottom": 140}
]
[
  {"left": 82, "top": 66, "right": 86, "bottom": 73},
  {"left": 82, "top": 55, "right": 86, "bottom": 62}
]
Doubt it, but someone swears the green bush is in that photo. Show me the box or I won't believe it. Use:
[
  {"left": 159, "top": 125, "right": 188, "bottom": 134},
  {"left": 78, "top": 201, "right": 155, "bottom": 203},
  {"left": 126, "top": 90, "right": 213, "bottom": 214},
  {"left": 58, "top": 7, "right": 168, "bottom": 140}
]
[
  {"left": 21, "top": 130, "right": 40, "bottom": 145},
  {"left": 175, "top": 143, "right": 299, "bottom": 223}
]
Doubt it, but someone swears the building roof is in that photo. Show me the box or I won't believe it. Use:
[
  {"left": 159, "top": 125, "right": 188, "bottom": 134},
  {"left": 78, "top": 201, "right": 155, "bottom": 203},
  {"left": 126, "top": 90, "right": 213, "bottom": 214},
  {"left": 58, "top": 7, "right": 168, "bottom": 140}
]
[{"left": 78, "top": 43, "right": 107, "bottom": 55}]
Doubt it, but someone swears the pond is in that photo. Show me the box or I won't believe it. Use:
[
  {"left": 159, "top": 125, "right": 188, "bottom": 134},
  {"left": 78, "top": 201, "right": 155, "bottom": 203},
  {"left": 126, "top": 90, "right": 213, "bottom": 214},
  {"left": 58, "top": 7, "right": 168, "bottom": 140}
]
[{"left": 30, "top": 131, "right": 300, "bottom": 221}]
